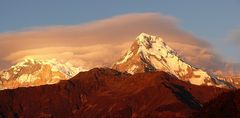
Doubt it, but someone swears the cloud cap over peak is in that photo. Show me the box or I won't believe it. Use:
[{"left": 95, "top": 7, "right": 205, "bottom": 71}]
[{"left": 0, "top": 13, "right": 237, "bottom": 75}]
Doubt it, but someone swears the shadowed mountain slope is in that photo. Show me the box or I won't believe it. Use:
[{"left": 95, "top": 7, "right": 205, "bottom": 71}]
[{"left": 197, "top": 90, "right": 240, "bottom": 118}]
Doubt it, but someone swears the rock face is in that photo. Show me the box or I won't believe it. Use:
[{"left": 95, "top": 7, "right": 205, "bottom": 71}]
[
  {"left": 0, "top": 68, "right": 226, "bottom": 118},
  {"left": 197, "top": 90, "right": 240, "bottom": 118},
  {"left": 0, "top": 58, "right": 85, "bottom": 90},
  {"left": 113, "top": 33, "right": 232, "bottom": 88}
]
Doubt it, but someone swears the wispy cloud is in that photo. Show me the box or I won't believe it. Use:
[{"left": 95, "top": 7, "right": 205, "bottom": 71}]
[{"left": 3, "top": 43, "right": 130, "bottom": 69}]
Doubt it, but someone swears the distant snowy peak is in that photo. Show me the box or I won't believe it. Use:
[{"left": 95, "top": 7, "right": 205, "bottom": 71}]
[
  {"left": 0, "top": 58, "right": 86, "bottom": 90},
  {"left": 113, "top": 33, "right": 232, "bottom": 88}
]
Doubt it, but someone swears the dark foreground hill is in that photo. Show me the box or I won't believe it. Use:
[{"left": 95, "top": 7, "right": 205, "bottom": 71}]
[
  {"left": 0, "top": 68, "right": 228, "bottom": 118},
  {"left": 197, "top": 89, "right": 240, "bottom": 118}
]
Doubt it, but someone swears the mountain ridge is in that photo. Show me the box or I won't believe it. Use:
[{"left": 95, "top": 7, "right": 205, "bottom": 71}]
[
  {"left": 0, "top": 58, "right": 85, "bottom": 90},
  {"left": 0, "top": 68, "right": 227, "bottom": 117}
]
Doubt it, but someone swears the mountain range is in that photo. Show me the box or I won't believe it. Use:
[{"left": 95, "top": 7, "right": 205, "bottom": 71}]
[{"left": 0, "top": 33, "right": 239, "bottom": 117}]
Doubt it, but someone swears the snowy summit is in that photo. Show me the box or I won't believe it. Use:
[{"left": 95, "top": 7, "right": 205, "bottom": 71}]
[{"left": 113, "top": 33, "right": 232, "bottom": 88}]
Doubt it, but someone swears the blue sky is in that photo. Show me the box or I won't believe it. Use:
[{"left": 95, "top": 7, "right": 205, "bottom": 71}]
[{"left": 0, "top": 0, "right": 240, "bottom": 62}]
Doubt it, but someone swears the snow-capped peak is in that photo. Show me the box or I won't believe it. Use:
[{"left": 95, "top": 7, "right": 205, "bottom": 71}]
[
  {"left": 113, "top": 33, "right": 233, "bottom": 88},
  {"left": 137, "top": 32, "right": 163, "bottom": 42},
  {"left": 0, "top": 58, "right": 86, "bottom": 90}
]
